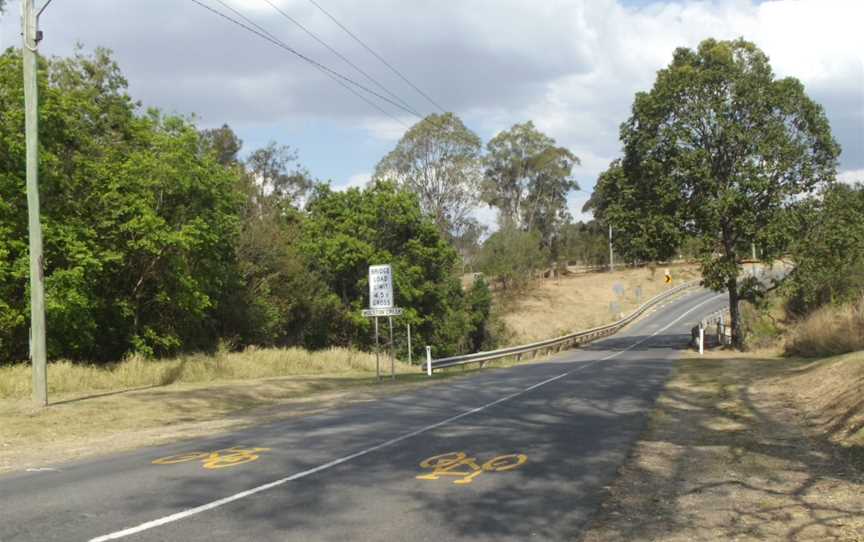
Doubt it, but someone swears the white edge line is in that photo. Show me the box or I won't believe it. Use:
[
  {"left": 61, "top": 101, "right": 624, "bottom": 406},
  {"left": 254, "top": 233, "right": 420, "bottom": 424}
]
[{"left": 90, "top": 292, "right": 724, "bottom": 542}]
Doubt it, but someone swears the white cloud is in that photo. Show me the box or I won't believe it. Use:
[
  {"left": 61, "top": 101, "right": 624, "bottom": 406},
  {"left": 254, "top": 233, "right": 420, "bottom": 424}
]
[
  {"left": 1, "top": 0, "right": 860, "bottom": 187},
  {"left": 335, "top": 172, "right": 371, "bottom": 191},
  {"left": 361, "top": 116, "right": 414, "bottom": 143},
  {"left": 487, "top": 0, "right": 864, "bottom": 185},
  {"left": 838, "top": 169, "right": 864, "bottom": 185}
]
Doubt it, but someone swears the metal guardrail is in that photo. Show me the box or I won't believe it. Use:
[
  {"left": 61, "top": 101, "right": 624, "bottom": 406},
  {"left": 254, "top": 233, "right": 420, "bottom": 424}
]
[{"left": 425, "top": 281, "right": 700, "bottom": 373}]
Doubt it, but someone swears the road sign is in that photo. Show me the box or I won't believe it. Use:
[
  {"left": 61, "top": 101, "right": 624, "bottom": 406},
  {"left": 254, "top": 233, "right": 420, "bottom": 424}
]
[
  {"left": 362, "top": 307, "right": 404, "bottom": 317},
  {"left": 369, "top": 264, "right": 393, "bottom": 309},
  {"left": 664, "top": 269, "right": 672, "bottom": 284}
]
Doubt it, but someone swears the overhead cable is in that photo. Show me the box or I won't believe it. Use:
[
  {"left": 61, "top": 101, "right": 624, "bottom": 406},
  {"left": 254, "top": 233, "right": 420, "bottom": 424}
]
[
  {"left": 259, "top": 0, "right": 421, "bottom": 117},
  {"left": 305, "top": 0, "right": 447, "bottom": 113},
  {"left": 189, "top": 0, "right": 415, "bottom": 124}
]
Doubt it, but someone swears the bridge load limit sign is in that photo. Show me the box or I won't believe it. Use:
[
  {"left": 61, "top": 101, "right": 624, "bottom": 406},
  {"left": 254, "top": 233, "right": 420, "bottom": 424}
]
[{"left": 369, "top": 264, "right": 394, "bottom": 309}]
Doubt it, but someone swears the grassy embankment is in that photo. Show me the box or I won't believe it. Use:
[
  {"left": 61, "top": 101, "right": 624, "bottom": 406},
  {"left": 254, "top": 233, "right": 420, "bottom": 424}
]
[
  {"left": 497, "top": 262, "right": 701, "bottom": 344},
  {"left": 582, "top": 297, "right": 864, "bottom": 541}
]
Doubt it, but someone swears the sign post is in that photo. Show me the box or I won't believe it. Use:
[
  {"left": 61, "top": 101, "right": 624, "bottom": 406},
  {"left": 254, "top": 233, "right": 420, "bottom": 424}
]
[
  {"left": 388, "top": 316, "right": 395, "bottom": 380},
  {"left": 374, "top": 317, "right": 380, "bottom": 381},
  {"left": 363, "top": 264, "right": 403, "bottom": 382},
  {"left": 407, "top": 323, "right": 412, "bottom": 364}
]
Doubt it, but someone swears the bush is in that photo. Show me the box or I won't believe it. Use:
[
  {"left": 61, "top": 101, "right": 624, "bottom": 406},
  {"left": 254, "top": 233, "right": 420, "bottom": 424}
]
[{"left": 477, "top": 225, "right": 546, "bottom": 290}]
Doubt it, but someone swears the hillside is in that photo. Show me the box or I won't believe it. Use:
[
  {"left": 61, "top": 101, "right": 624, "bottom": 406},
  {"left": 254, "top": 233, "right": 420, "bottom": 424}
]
[{"left": 498, "top": 264, "right": 701, "bottom": 345}]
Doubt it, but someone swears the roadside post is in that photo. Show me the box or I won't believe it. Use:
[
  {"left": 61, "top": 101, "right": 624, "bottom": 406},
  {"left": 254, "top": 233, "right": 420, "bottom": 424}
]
[
  {"left": 407, "top": 323, "right": 412, "bottom": 364},
  {"left": 698, "top": 322, "right": 705, "bottom": 355},
  {"left": 425, "top": 346, "right": 432, "bottom": 376}
]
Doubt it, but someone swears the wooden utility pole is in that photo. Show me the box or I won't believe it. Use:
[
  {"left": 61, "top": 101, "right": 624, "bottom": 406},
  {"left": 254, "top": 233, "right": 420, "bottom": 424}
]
[{"left": 22, "top": 0, "right": 47, "bottom": 406}]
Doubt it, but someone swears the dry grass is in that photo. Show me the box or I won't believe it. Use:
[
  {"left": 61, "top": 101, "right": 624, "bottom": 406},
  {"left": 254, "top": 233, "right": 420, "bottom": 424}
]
[
  {"left": 786, "top": 297, "right": 864, "bottom": 357},
  {"left": 581, "top": 349, "right": 864, "bottom": 542},
  {"left": 0, "top": 347, "right": 411, "bottom": 400},
  {"left": 769, "top": 350, "right": 864, "bottom": 449},
  {"left": 0, "top": 347, "right": 418, "bottom": 472},
  {"left": 500, "top": 263, "right": 701, "bottom": 344}
]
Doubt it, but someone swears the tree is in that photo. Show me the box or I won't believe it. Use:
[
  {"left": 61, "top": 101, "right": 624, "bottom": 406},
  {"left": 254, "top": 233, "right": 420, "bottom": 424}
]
[
  {"left": 1, "top": 48, "right": 242, "bottom": 361},
  {"left": 477, "top": 225, "right": 546, "bottom": 291},
  {"left": 557, "top": 221, "right": 609, "bottom": 267},
  {"left": 220, "top": 174, "right": 340, "bottom": 350},
  {"left": 591, "top": 38, "right": 840, "bottom": 348},
  {"left": 452, "top": 218, "right": 486, "bottom": 273},
  {"left": 301, "top": 180, "right": 480, "bottom": 356},
  {"left": 482, "top": 121, "right": 580, "bottom": 247},
  {"left": 247, "top": 142, "right": 314, "bottom": 208},
  {"left": 199, "top": 124, "right": 242, "bottom": 166},
  {"left": 374, "top": 113, "right": 482, "bottom": 239},
  {"left": 784, "top": 182, "right": 864, "bottom": 316}
]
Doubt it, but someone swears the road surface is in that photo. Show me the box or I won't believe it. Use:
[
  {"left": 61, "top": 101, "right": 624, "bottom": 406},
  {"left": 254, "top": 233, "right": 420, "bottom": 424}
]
[{"left": 0, "top": 288, "right": 726, "bottom": 542}]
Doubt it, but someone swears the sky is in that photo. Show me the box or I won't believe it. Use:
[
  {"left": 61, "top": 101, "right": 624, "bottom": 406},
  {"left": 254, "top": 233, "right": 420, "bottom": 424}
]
[{"left": 1, "top": 0, "right": 862, "bottom": 225}]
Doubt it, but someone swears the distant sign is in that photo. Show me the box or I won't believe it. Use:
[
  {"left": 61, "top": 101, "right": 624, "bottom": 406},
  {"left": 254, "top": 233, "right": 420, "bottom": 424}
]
[
  {"left": 369, "top": 264, "right": 394, "bottom": 309},
  {"left": 362, "top": 307, "right": 404, "bottom": 317},
  {"left": 664, "top": 268, "right": 672, "bottom": 284}
]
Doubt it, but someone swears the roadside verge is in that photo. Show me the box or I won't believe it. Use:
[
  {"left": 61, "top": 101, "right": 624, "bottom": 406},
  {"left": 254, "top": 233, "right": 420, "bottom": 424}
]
[{"left": 580, "top": 350, "right": 864, "bottom": 541}]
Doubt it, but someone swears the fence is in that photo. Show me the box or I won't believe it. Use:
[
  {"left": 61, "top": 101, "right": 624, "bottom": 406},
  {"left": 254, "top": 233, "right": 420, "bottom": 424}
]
[{"left": 424, "top": 281, "right": 700, "bottom": 374}]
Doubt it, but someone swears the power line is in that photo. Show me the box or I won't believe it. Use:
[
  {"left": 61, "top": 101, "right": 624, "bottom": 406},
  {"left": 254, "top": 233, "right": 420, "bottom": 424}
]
[
  {"left": 305, "top": 0, "right": 447, "bottom": 114},
  {"left": 189, "top": 0, "right": 415, "bottom": 124},
  {"left": 209, "top": 0, "right": 407, "bottom": 126},
  {"left": 259, "top": 0, "right": 421, "bottom": 118}
]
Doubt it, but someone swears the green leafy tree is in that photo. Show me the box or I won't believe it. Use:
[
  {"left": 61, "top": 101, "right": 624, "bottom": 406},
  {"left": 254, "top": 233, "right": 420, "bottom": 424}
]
[
  {"left": 477, "top": 225, "right": 546, "bottom": 291},
  {"left": 784, "top": 182, "right": 864, "bottom": 316},
  {"left": 591, "top": 38, "right": 840, "bottom": 348},
  {"left": 1, "top": 48, "right": 242, "bottom": 361},
  {"left": 482, "top": 121, "right": 579, "bottom": 247},
  {"left": 247, "top": 142, "right": 314, "bottom": 207},
  {"left": 464, "top": 276, "right": 495, "bottom": 352},
  {"left": 557, "top": 221, "right": 609, "bottom": 267},
  {"left": 374, "top": 113, "right": 482, "bottom": 239},
  {"left": 220, "top": 150, "right": 339, "bottom": 350},
  {"left": 301, "top": 180, "right": 477, "bottom": 356},
  {"left": 199, "top": 124, "right": 243, "bottom": 167}
]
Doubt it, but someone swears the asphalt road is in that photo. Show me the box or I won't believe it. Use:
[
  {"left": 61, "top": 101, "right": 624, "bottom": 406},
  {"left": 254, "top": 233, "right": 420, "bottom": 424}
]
[{"left": 0, "top": 288, "right": 727, "bottom": 542}]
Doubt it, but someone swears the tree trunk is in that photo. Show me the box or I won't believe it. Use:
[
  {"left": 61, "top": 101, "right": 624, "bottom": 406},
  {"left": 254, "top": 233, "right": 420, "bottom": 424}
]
[{"left": 727, "top": 277, "right": 744, "bottom": 349}]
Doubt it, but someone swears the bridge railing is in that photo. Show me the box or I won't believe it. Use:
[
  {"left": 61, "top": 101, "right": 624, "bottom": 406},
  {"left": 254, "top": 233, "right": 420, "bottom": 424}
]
[
  {"left": 424, "top": 281, "right": 700, "bottom": 374},
  {"left": 692, "top": 306, "right": 731, "bottom": 351}
]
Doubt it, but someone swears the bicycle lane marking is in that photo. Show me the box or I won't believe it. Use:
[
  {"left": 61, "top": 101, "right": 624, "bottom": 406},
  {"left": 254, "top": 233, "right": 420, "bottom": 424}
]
[
  {"left": 416, "top": 452, "right": 528, "bottom": 485},
  {"left": 151, "top": 447, "right": 271, "bottom": 470},
  {"left": 90, "top": 293, "right": 722, "bottom": 542}
]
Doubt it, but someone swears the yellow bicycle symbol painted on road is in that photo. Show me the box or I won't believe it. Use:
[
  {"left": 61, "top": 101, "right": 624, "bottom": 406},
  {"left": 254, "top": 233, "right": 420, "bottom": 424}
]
[
  {"left": 152, "top": 446, "right": 271, "bottom": 470},
  {"left": 416, "top": 451, "right": 527, "bottom": 485}
]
